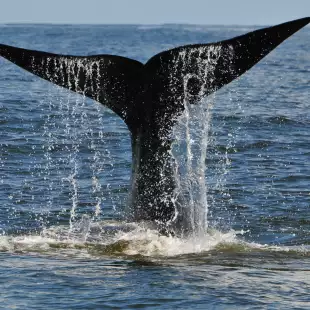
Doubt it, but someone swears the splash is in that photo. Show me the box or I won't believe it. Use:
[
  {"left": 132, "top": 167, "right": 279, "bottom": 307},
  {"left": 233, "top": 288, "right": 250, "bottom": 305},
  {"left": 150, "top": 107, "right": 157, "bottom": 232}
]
[
  {"left": 1, "top": 219, "right": 310, "bottom": 260},
  {"left": 0, "top": 218, "right": 239, "bottom": 257}
]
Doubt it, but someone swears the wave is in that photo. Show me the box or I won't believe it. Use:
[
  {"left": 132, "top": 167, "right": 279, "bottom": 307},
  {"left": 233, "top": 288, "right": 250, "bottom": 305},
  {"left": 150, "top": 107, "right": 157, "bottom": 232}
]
[{"left": 1, "top": 219, "right": 309, "bottom": 265}]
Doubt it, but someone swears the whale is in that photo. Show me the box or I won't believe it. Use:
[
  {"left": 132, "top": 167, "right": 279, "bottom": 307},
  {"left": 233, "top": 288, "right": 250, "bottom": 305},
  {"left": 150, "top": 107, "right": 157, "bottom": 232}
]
[{"left": 1, "top": 17, "right": 309, "bottom": 234}]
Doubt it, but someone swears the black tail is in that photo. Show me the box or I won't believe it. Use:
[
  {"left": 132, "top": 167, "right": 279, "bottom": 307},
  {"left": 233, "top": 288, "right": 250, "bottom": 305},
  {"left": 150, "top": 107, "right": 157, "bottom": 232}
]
[
  {"left": 1, "top": 17, "right": 309, "bottom": 132},
  {"left": 1, "top": 17, "right": 309, "bottom": 230},
  {"left": 0, "top": 44, "right": 144, "bottom": 131},
  {"left": 144, "top": 17, "right": 310, "bottom": 117}
]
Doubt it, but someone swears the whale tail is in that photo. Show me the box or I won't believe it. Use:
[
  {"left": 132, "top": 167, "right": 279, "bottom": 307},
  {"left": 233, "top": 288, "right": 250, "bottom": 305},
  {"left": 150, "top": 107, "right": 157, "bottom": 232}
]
[
  {"left": 0, "top": 44, "right": 145, "bottom": 131},
  {"left": 1, "top": 17, "right": 309, "bottom": 133},
  {"left": 1, "top": 17, "right": 309, "bottom": 231}
]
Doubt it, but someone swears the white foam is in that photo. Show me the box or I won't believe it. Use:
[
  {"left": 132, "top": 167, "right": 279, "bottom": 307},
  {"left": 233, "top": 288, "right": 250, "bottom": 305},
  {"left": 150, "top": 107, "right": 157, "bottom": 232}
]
[
  {"left": 118, "top": 227, "right": 239, "bottom": 256},
  {"left": 1, "top": 221, "right": 309, "bottom": 258},
  {"left": 0, "top": 221, "right": 241, "bottom": 257}
]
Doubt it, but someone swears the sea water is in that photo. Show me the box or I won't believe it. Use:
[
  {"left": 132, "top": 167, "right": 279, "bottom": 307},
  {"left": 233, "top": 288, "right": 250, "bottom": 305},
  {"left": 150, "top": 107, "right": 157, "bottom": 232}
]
[{"left": 0, "top": 24, "right": 309, "bottom": 309}]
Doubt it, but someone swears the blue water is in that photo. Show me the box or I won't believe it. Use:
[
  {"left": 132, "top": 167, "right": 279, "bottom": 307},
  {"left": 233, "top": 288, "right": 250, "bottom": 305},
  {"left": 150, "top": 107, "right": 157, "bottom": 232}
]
[{"left": 0, "top": 24, "right": 310, "bottom": 309}]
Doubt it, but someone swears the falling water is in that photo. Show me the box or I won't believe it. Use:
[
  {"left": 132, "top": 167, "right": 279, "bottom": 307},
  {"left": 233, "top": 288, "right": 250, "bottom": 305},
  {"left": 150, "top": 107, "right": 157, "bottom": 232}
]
[
  {"left": 21, "top": 47, "right": 233, "bottom": 238},
  {"left": 33, "top": 57, "right": 114, "bottom": 233},
  {"left": 170, "top": 46, "right": 224, "bottom": 237}
]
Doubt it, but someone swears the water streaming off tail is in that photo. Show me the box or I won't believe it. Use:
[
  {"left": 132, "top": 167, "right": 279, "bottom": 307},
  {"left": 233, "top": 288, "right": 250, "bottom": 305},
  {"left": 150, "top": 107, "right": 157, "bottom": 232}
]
[
  {"left": 20, "top": 58, "right": 125, "bottom": 231},
  {"left": 33, "top": 48, "right": 234, "bottom": 237},
  {"left": 1, "top": 47, "right": 236, "bottom": 239},
  {"left": 170, "top": 45, "right": 233, "bottom": 236}
]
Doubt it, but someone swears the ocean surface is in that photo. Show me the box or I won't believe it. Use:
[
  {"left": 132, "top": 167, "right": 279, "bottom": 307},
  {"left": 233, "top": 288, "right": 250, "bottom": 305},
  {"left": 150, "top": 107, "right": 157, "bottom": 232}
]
[{"left": 0, "top": 23, "right": 309, "bottom": 309}]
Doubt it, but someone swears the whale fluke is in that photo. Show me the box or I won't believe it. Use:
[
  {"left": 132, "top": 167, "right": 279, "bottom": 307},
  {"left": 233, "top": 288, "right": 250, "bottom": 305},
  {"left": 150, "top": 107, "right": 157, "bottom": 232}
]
[
  {"left": 1, "top": 17, "right": 309, "bottom": 132},
  {"left": 0, "top": 44, "right": 144, "bottom": 131},
  {"left": 1, "top": 17, "right": 309, "bottom": 232},
  {"left": 145, "top": 17, "right": 310, "bottom": 107}
]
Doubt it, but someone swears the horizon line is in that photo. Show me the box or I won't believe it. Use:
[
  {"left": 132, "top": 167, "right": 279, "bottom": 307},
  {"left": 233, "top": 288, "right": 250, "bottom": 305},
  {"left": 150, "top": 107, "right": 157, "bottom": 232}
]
[{"left": 0, "top": 21, "right": 297, "bottom": 27}]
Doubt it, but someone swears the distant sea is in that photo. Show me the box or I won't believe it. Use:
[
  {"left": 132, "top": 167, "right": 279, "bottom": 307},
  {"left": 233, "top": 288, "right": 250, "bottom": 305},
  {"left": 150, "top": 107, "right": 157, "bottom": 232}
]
[{"left": 0, "top": 24, "right": 309, "bottom": 309}]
